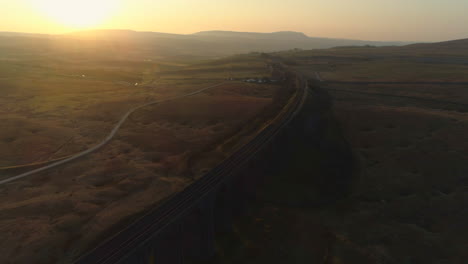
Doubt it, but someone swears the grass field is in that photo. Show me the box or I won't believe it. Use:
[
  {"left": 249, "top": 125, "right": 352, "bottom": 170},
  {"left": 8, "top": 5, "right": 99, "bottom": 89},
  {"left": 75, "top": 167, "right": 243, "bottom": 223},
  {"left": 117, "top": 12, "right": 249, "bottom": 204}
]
[
  {"left": 214, "top": 41, "right": 468, "bottom": 264},
  {"left": 0, "top": 51, "right": 285, "bottom": 263},
  {"left": 288, "top": 43, "right": 468, "bottom": 264},
  {"left": 280, "top": 40, "right": 468, "bottom": 82}
]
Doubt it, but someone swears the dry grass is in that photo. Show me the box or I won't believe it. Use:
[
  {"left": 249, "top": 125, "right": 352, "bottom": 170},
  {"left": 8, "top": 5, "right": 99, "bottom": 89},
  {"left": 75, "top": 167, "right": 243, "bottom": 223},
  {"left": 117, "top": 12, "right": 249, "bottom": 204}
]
[
  {"left": 0, "top": 53, "right": 284, "bottom": 263},
  {"left": 281, "top": 43, "right": 468, "bottom": 82},
  {"left": 295, "top": 45, "right": 468, "bottom": 263},
  {"left": 325, "top": 96, "right": 468, "bottom": 264},
  {"left": 218, "top": 44, "right": 468, "bottom": 264}
]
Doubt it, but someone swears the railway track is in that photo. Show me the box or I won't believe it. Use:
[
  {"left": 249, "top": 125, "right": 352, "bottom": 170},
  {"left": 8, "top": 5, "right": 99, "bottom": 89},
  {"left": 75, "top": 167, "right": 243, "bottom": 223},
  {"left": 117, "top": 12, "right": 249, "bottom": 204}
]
[{"left": 75, "top": 76, "right": 309, "bottom": 264}]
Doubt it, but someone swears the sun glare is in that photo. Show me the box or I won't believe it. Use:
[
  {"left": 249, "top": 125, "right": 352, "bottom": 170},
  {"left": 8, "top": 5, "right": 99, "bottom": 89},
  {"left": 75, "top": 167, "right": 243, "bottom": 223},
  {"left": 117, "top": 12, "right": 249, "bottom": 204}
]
[{"left": 30, "top": 0, "right": 120, "bottom": 29}]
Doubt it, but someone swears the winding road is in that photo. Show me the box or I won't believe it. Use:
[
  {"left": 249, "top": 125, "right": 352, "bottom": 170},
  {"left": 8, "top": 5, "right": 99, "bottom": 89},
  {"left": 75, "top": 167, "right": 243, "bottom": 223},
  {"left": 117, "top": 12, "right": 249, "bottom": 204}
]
[{"left": 0, "top": 82, "right": 226, "bottom": 186}]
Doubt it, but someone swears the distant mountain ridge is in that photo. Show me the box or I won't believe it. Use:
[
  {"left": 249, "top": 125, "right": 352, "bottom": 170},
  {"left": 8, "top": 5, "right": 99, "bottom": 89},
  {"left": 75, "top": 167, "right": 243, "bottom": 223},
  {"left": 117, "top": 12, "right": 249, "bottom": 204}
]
[
  {"left": 193, "top": 30, "right": 310, "bottom": 40},
  {"left": 4, "top": 29, "right": 464, "bottom": 60},
  {"left": 71, "top": 29, "right": 408, "bottom": 44},
  {"left": 0, "top": 31, "right": 50, "bottom": 38},
  {"left": 405, "top": 38, "right": 468, "bottom": 51},
  {"left": 58, "top": 29, "right": 412, "bottom": 57}
]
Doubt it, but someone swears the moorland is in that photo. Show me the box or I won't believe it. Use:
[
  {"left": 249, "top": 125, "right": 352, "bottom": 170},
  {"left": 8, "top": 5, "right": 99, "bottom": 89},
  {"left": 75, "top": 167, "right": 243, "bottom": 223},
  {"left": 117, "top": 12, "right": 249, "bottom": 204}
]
[
  {"left": 213, "top": 39, "right": 468, "bottom": 264},
  {"left": 1, "top": 31, "right": 466, "bottom": 264},
  {"left": 0, "top": 33, "right": 290, "bottom": 263}
]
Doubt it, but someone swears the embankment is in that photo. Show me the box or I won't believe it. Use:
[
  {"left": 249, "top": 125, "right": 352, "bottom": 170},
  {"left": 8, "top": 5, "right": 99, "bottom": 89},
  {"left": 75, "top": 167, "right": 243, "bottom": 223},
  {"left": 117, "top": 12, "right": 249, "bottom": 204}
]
[{"left": 211, "top": 80, "right": 359, "bottom": 264}]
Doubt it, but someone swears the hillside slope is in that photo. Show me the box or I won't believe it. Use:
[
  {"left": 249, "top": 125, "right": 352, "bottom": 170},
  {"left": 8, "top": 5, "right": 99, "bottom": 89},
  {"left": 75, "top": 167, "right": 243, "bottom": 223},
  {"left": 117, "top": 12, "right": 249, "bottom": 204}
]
[{"left": 0, "top": 30, "right": 410, "bottom": 60}]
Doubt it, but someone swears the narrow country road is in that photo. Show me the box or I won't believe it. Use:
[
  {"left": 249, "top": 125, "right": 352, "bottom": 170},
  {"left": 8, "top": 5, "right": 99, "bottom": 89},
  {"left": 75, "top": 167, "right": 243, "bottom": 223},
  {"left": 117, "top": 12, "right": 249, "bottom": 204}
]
[{"left": 0, "top": 82, "right": 226, "bottom": 186}]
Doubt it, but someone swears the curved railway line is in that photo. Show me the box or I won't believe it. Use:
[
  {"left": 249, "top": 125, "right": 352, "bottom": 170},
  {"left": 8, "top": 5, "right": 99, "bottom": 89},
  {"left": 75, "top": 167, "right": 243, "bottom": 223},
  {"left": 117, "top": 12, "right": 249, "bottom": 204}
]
[{"left": 74, "top": 76, "right": 309, "bottom": 264}]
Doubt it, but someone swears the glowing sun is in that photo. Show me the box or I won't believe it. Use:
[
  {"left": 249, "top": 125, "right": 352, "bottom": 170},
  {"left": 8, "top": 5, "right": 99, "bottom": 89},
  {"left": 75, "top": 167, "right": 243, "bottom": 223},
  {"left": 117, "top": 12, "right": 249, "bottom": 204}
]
[{"left": 30, "top": 0, "right": 120, "bottom": 28}]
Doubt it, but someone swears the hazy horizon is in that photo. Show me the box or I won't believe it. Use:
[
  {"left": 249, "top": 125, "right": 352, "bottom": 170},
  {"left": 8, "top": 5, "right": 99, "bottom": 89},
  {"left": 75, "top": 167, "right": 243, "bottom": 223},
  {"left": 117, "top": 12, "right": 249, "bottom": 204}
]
[
  {"left": 2, "top": 0, "right": 468, "bottom": 42},
  {"left": 0, "top": 28, "right": 418, "bottom": 43}
]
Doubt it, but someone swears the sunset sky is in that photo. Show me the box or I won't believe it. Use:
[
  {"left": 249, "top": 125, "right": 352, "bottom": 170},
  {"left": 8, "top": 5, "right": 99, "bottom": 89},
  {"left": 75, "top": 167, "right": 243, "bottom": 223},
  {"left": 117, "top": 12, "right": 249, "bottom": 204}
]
[{"left": 1, "top": 0, "right": 468, "bottom": 42}]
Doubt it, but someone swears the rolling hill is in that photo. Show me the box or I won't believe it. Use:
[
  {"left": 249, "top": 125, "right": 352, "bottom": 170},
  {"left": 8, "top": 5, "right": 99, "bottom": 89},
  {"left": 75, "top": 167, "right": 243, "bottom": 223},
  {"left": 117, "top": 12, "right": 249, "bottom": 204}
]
[{"left": 0, "top": 30, "right": 411, "bottom": 60}]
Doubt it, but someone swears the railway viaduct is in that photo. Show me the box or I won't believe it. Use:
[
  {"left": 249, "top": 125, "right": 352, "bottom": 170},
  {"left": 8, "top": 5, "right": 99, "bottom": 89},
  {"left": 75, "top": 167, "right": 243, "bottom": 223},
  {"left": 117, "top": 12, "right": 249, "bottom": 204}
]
[{"left": 75, "top": 71, "right": 343, "bottom": 264}]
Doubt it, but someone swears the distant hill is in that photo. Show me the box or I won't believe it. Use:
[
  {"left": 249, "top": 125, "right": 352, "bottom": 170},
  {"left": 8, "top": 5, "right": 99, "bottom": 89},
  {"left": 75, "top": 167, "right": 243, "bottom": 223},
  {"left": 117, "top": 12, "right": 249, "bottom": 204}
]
[
  {"left": 0, "top": 31, "right": 50, "bottom": 38},
  {"left": 193, "top": 31, "right": 310, "bottom": 40},
  {"left": 64, "top": 29, "right": 411, "bottom": 57},
  {"left": 0, "top": 29, "right": 414, "bottom": 60},
  {"left": 281, "top": 36, "right": 468, "bottom": 60},
  {"left": 403, "top": 38, "right": 468, "bottom": 54},
  {"left": 193, "top": 30, "right": 406, "bottom": 45},
  {"left": 364, "top": 37, "right": 468, "bottom": 57}
]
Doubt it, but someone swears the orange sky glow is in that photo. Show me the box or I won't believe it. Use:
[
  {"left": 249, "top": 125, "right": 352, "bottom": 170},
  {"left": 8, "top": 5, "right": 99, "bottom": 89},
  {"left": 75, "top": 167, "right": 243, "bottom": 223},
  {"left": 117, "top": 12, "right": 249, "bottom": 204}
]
[{"left": 1, "top": 0, "right": 468, "bottom": 42}]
